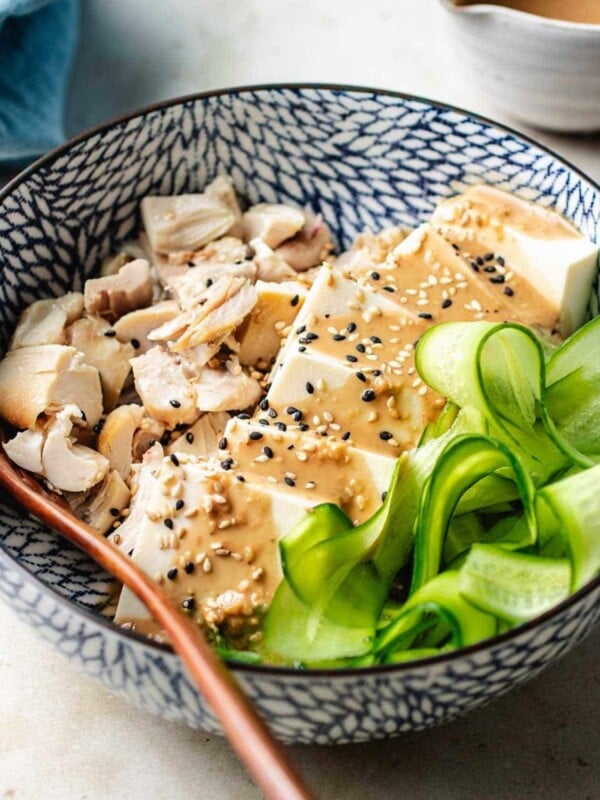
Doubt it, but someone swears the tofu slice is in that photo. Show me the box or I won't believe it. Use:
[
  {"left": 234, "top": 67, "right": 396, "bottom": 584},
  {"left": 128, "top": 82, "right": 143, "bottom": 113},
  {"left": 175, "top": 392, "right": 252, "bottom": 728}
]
[
  {"left": 223, "top": 418, "right": 396, "bottom": 523},
  {"left": 114, "top": 454, "right": 327, "bottom": 635},
  {"left": 431, "top": 185, "right": 598, "bottom": 335},
  {"left": 237, "top": 280, "right": 307, "bottom": 369}
]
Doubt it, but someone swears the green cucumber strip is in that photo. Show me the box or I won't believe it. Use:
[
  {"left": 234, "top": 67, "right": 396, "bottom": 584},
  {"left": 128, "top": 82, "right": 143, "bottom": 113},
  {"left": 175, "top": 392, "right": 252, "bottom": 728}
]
[
  {"left": 410, "top": 435, "right": 536, "bottom": 595},
  {"left": 418, "top": 401, "right": 459, "bottom": 446},
  {"left": 280, "top": 503, "right": 352, "bottom": 578},
  {"left": 383, "top": 647, "right": 448, "bottom": 664},
  {"left": 458, "top": 544, "right": 570, "bottom": 623},
  {"left": 543, "top": 316, "right": 600, "bottom": 467},
  {"left": 443, "top": 512, "right": 486, "bottom": 565},
  {"left": 538, "top": 463, "right": 600, "bottom": 590},
  {"left": 216, "top": 648, "right": 263, "bottom": 665},
  {"left": 376, "top": 572, "right": 497, "bottom": 659},
  {"left": 263, "top": 579, "right": 373, "bottom": 661},
  {"left": 416, "top": 321, "right": 566, "bottom": 481}
]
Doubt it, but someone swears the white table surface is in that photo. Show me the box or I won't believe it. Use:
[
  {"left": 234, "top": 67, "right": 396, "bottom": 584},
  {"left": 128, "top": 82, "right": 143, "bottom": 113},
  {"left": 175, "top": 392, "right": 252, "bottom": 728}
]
[{"left": 1, "top": 1, "right": 599, "bottom": 797}]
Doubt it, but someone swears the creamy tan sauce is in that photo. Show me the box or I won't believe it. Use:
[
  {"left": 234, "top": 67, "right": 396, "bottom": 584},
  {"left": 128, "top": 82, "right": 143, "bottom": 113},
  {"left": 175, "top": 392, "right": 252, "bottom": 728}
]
[{"left": 457, "top": 0, "right": 600, "bottom": 24}]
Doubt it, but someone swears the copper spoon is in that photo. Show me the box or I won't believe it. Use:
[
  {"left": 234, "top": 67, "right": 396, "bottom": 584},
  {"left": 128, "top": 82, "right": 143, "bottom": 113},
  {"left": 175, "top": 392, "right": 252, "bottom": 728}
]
[{"left": 0, "top": 444, "right": 316, "bottom": 800}]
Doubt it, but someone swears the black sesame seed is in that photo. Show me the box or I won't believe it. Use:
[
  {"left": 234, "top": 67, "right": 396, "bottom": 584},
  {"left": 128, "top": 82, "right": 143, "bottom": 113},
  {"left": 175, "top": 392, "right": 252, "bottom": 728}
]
[
  {"left": 484, "top": 265, "right": 496, "bottom": 273},
  {"left": 497, "top": 255, "right": 505, "bottom": 267},
  {"left": 167, "top": 568, "right": 178, "bottom": 581},
  {"left": 268, "top": 407, "right": 278, "bottom": 418},
  {"left": 164, "top": 518, "right": 174, "bottom": 529},
  {"left": 470, "top": 261, "right": 480, "bottom": 272},
  {"left": 306, "top": 382, "right": 314, "bottom": 394},
  {"left": 298, "top": 346, "right": 306, "bottom": 353},
  {"left": 236, "top": 475, "right": 245, "bottom": 482},
  {"left": 356, "top": 343, "right": 366, "bottom": 353},
  {"left": 284, "top": 476, "right": 296, "bottom": 487},
  {"left": 109, "top": 508, "right": 119, "bottom": 517},
  {"left": 185, "top": 432, "right": 194, "bottom": 444},
  {"left": 418, "top": 312, "right": 433, "bottom": 320},
  {"left": 275, "top": 422, "right": 287, "bottom": 431},
  {"left": 503, "top": 286, "right": 514, "bottom": 297},
  {"left": 361, "top": 389, "right": 376, "bottom": 402},
  {"left": 103, "top": 329, "right": 116, "bottom": 337},
  {"left": 341, "top": 431, "right": 351, "bottom": 441},
  {"left": 249, "top": 431, "right": 263, "bottom": 441},
  {"left": 346, "top": 354, "right": 358, "bottom": 363},
  {"left": 238, "top": 413, "right": 250, "bottom": 420},
  {"left": 218, "top": 437, "right": 228, "bottom": 450},
  {"left": 370, "top": 336, "right": 382, "bottom": 344},
  {"left": 148, "top": 439, "right": 156, "bottom": 447},
  {"left": 221, "top": 459, "right": 233, "bottom": 470},
  {"left": 347, "top": 322, "right": 357, "bottom": 333},
  {"left": 175, "top": 499, "right": 185, "bottom": 511},
  {"left": 332, "top": 333, "right": 346, "bottom": 341},
  {"left": 305, "top": 332, "right": 319, "bottom": 341},
  {"left": 291, "top": 294, "right": 300, "bottom": 307},
  {"left": 442, "top": 298, "right": 453, "bottom": 309},
  {"left": 383, "top": 286, "right": 396, "bottom": 293},
  {"left": 263, "top": 446, "right": 274, "bottom": 459},
  {"left": 170, "top": 454, "right": 179, "bottom": 466},
  {"left": 298, "top": 423, "right": 309, "bottom": 431},
  {"left": 259, "top": 398, "right": 269, "bottom": 411},
  {"left": 93, "top": 420, "right": 105, "bottom": 434},
  {"left": 287, "top": 443, "right": 294, "bottom": 450},
  {"left": 206, "top": 278, "right": 213, "bottom": 287},
  {"left": 484, "top": 252, "right": 494, "bottom": 262},
  {"left": 298, "top": 338, "right": 310, "bottom": 345},
  {"left": 169, "top": 399, "right": 181, "bottom": 408},
  {"left": 286, "top": 406, "right": 299, "bottom": 416},
  {"left": 80, "top": 410, "right": 87, "bottom": 422},
  {"left": 381, "top": 491, "right": 388, "bottom": 502},
  {"left": 372, "top": 369, "right": 382, "bottom": 377},
  {"left": 370, "top": 271, "right": 381, "bottom": 281},
  {"left": 490, "top": 274, "right": 505, "bottom": 284},
  {"left": 293, "top": 411, "right": 303, "bottom": 422},
  {"left": 296, "top": 325, "right": 306, "bottom": 334},
  {"left": 379, "top": 431, "right": 393, "bottom": 441},
  {"left": 258, "top": 418, "right": 269, "bottom": 426},
  {"left": 355, "top": 371, "right": 367, "bottom": 383},
  {"left": 476, "top": 256, "right": 484, "bottom": 266},
  {"left": 131, "top": 338, "right": 141, "bottom": 349},
  {"left": 181, "top": 596, "right": 195, "bottom": 610},
  {"left": 451, "top": 243, "right": 460, "bottom": 252},
  {"left": 184, "top": 561, "right": 195, "bottom": 574}
]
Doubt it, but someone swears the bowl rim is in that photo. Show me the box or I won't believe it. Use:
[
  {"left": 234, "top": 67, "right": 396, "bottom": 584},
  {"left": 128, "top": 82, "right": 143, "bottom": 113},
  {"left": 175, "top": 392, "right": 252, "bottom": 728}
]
[
  {"left": 1, "top": 82, "right": 599, "bottom": 678},
  {"left": 438, "top": 0, "right": 600, "bottom": 32}
]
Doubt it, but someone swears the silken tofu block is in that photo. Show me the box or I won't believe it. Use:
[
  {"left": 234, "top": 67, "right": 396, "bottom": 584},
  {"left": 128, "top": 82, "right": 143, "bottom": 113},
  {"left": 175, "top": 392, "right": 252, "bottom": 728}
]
[
  {"left": 236, "top": 280, "right": 307, "bottom": 368},
  {"left": 265, "top": 265, "right": 443, "bottom": 453},
  {"left": 431, "top": 184, "right": 599, "bottom": 335},
  {"left": 114, "top": 453, "right": 328, "bottom": 635},
  {"left": 223, "top": 417, "right": 396, "bottom": 523}
]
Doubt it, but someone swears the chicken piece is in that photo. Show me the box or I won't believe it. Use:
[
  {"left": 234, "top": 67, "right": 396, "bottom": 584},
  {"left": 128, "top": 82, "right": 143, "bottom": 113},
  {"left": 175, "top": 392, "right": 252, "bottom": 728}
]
[
  {"left": 274, "top": 212, "right": 332, "bottom": 271},
  {"left": 9, "top": 292, "right": 84, "bottom": 350},
  {"left": 113, "top": 301, "right": 180, "bottom": 355},
  {"left": 0, "top": 344, "right": 103, "bottom": 429},
  {"left": 165, "top": 411, "right": 230, "bottom": 457},
  {"left": 250, "top": 238, "right": 298, "bottom": 283},
  {"left": 171, "top": 277, "right": 257, "bottom": 352},
  {"left": 205, "top": 176, "right": 244, "bottom": 238},
  {"left": 67, "top": 316, "right": 134, "bottom": 412},
  {"left": 130, "top": 346, "right": 199, "bottom": 428},
  {"left": 237, "top": 280, "right": 307, "bottom": 368},
  {"left": 2, "top": 428, "right": 45, "bottom": 473},
  {"left": 195, "top": 357, "right": 261, "bottom": 412},
  {"left": 66, "top": 470, "right": 131, "bottom": 535},
  {"left": 100, "top": 241, "right": 148, "bottom": 277},
  {"left": 84, "top": 260, "right": 153, "bottom": 322},
  {"left": 109, "top": 443, "right": 164, "bottom": 553},
  {"left": 40, "top": 405, "right": 109, "bottom": 492},
  {"left": 190, "top": 235, "right": 248, "bottom": 266},
  {"left": 97, "top": 404, "right": 145, "bottom": 479},
  {"left": 170, "top": 260, "right": 256, "bottom": 310},
  {"left": 242, "top": 203, "right": 305, "bottom": 249},
  {"left": 132, "top": 416, "right": 165, "bottom": 461},
  {"left": 141, "top": 194, "right": 235, "bottom": 254}
]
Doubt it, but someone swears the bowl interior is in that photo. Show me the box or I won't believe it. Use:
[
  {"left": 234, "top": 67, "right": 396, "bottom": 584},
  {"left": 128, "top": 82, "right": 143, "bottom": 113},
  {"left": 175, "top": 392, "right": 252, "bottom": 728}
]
[{"left": 1, "top": 86, "right": 599, "bottom": 644}]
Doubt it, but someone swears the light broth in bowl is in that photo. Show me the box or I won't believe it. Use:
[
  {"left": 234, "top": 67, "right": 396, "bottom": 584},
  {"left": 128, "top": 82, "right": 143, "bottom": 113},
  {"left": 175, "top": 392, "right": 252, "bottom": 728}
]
[{"left": 456, "top": 0, "right": 600, "bottom": 25}]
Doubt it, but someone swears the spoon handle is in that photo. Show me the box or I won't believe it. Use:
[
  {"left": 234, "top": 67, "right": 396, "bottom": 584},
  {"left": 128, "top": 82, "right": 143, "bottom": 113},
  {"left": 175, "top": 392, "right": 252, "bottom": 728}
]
[{"left": 0, "top": 452, "right": 316, "bottom": 800}]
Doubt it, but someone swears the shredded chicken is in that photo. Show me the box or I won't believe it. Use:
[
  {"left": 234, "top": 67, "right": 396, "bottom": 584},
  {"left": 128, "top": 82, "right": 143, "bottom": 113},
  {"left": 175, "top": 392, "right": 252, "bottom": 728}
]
[{"left": 84, "top": 259, "right": 153, "bottom": 322}]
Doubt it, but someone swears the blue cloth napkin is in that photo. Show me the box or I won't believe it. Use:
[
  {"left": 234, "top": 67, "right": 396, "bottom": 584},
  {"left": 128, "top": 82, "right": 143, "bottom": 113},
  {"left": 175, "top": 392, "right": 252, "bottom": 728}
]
[{"left": 0, "top": 0, "right": 78, "bottom": 164}]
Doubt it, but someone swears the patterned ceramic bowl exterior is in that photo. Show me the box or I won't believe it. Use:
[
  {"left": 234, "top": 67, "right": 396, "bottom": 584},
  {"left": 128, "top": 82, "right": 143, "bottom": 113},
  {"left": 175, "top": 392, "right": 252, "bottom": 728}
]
[{"left": 1, "top": 86, "right": 599, "bottom": 745}]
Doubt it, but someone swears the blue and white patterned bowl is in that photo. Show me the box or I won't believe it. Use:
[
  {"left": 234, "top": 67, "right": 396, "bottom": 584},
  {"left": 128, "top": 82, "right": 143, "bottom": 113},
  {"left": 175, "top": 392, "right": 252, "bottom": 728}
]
[{"left": 1, "top": 86, "right": 599, "bottom": 745}]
